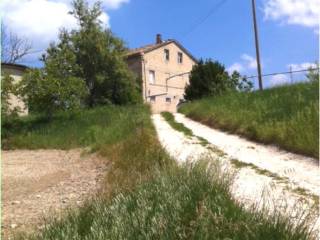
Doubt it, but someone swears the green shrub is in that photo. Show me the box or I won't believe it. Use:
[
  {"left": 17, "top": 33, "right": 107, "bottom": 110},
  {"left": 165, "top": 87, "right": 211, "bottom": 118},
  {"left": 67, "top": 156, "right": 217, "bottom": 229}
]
[{"left": 184, "top": 59, "right": 253, "bottom": 101}]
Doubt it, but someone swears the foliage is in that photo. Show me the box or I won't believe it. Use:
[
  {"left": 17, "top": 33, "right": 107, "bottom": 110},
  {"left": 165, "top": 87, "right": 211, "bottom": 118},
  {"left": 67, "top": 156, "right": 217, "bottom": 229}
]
[
  {"left": 184, "top": 59, "right": 253, "bottom": 100},
  {"left": 2, "top": 105, "right": 151, "bottom": 150},
  {"left": 18, "top": 0, "right": 141, "bottom": 116},
  {"left": 1, "top": 23, "right": 32, "bottom": 63},
  {"left": 69, "top": 0, "right": 141, "bottom": 106},
  {"left": 18, "top": 68, "right": 88, "bottom": 116},
  {"left": 20, "top": 161, "right": 315, "bottom": 240},
  {"left": 180, "top": 81, "right": 319, "bottom": 158},
  {"left": 230, "top": 71, "right": 253, "bottom": 92},
  {"left": 1, "top": 74, "right": 20, "bottom": 119},
  {"left": 306, "top": 63, "right": 319, "bottom": 83}
]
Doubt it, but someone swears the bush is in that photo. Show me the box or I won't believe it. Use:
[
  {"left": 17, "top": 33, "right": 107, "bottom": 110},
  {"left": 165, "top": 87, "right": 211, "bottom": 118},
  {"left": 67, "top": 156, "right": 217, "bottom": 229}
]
[
  {"left": 19, "top": 69, "right": 88, "bottom": 116},
  {"left": 184, "top": 59, "right": 252, "bottom": 100},
  {"left": 1, "top": 74, "right": 20, "bottom": 117}
]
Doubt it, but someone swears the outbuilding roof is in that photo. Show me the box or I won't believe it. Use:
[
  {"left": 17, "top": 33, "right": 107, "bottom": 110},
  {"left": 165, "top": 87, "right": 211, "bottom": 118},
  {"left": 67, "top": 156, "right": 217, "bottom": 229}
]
[{"left": 1, "top": 62, "right": 29, "bottom": 71}]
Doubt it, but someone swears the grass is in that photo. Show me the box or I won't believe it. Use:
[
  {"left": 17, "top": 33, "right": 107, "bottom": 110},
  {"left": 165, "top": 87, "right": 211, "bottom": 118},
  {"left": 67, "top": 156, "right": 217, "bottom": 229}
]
[
  {"left": 6, "top": 105, "right": 316, "bottom": 239},
  {"left": 179, "top": 81, "right": 319, "bottom": 158},
  {"left": 160, "top": 111, "right": 318, "bottom": 203},
  {"left": 161, "top": 112, "right": 226, "bottom": 156},
  {"left": 2, "top": 105, "right": 153, "bottom": 150},
  {"left": 17, "top": 161, "right": 315, "bottom": 240},
  {"left": 161, "top": 111, "right": 193, "bottom": 137}
]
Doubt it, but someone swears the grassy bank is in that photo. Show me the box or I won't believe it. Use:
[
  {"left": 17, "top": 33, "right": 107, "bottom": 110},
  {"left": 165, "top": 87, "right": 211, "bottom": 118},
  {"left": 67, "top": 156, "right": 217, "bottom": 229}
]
[
  {"left": 19, "top": 161, "right": 314, "bottom": 240},
  {"left": 6, "top": 105, "right": 315, "bottom": 239},
  {"left": 2, "top": 105, "right": 153, "bottom": 150},
  {"left": 179, "top": 82, "right": 319, "bottom": 158}
]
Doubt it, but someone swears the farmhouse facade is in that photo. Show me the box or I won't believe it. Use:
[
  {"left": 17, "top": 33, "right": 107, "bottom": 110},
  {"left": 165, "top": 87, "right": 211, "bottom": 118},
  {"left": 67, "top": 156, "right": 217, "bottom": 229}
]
[
  {"left": 126, "top": 34, "right": 197, "bottom": 113},
  {"left": 1, "top": 63, "right": 28, "bottom": 115}
]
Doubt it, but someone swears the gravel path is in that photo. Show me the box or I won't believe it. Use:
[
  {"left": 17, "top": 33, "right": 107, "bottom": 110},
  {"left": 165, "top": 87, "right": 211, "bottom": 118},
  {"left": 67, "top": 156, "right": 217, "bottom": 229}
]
[
  {"left": 152, "top": 114, "right": 319, "bottom": 230},
  {"left": 2, "top": 149, "right": 107, "bottom": 239},
  {"left": 174, "top": 113, "right": 319, "bottom": 196}
]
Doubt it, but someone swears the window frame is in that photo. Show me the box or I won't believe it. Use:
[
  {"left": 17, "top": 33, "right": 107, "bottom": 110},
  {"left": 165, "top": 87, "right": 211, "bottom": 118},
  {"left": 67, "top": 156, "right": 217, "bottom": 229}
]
[
  {"left": 178, "top": 52, "right": 183, "bottom": 64},
  {"left": 150, "top": 96, "right": 156, "bottom": 102},
  {"left": 164, "top": 49, "right": 170, "bottom": 62},
  {"left": 149, "top": 70, "right": 155, "bottom": 84}
]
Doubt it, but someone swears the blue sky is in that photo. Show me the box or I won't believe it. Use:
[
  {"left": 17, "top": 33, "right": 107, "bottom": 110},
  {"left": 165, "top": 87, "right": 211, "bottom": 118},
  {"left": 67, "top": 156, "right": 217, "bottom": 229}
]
[{"left": 2, "top": 0, "right": 319, "bottom": 88}]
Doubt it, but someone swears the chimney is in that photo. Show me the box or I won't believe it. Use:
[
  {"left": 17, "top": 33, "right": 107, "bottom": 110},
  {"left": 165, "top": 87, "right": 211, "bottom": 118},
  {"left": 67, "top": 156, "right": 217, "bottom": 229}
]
[{"left": 156, "top": 34, "right": 162, "bottom": 44}]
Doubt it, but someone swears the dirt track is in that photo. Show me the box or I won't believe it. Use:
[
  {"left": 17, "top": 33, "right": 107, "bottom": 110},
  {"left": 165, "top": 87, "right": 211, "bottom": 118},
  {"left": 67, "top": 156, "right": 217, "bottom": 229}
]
[
  {"left": 2, "top": 149, "right": 107, "bottom": 239},
  {"left": 152, "top": 114, "right": 319, "bottom": 233}
]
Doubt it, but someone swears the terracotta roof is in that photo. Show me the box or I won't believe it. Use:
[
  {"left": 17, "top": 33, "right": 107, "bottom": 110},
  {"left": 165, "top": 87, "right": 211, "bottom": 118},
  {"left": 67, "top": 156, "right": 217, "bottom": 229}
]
[{"left": 126, "top": 40, "right": 198, "bottom": 63}]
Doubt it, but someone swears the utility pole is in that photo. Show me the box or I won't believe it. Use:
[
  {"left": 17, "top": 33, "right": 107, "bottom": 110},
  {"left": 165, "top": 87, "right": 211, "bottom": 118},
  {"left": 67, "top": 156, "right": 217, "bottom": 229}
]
[
  {"left": 251, "top": 0, "right": 263, "bottom": 90},
  {"left": 289, "top": 66, "right": 293, "bottom": 84}
]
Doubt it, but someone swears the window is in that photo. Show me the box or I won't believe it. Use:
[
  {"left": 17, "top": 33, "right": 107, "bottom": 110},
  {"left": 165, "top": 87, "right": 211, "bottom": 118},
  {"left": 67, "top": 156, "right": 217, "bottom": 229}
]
[
  {"left": 166, "top": 97, "right": 171, "bottom": 103},
  {"left": 164, "top": 49, "right": 170, "bottom": 61},
  {"left": 150, "top": 96, "right": 156, "bottom": 102},
  {"left": 178, "top": 52, "right": 183, "bottom": 63},
  {"left": 149, "top": 70, "right": 155, "bottom": 84}
]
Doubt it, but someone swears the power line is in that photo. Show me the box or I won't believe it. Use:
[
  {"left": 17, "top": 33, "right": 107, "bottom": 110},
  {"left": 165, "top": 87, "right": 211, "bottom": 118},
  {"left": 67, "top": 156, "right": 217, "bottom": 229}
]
[
  {"left": 245, "top": 67, "right": 320, "bottom": 79},
  {"left": 182, "top": 0, "right": 229, "bottom": 38}
]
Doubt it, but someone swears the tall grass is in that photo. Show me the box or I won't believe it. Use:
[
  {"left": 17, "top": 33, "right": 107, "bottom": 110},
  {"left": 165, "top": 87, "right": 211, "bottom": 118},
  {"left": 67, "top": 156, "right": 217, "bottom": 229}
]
[
  {"left": 18, "top": 161, "right": 315, "bottom": 240},
  {"left": 2, "top": 105, "right": 153, "bottom": 150},
  {"left": 6, "top": 104, "right": 316, "bottom": 239},
  {"left": 179, "top": 81, "right": 319, "bottom": 158}
]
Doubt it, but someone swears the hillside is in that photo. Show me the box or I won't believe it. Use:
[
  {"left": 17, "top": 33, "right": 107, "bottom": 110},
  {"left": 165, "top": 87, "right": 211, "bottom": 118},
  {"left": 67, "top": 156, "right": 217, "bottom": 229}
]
[
  {"left": 2, "top": 105, "right": 316, "bottom": 239},
  {"left": 179, "top": 81, "right": 319, "bottom": 159}
]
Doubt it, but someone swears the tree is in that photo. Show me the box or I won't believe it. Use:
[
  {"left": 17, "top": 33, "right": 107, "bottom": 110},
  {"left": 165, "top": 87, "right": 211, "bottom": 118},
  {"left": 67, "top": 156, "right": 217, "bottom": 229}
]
[
  {"left": 18, "top": 0, "right": 141, "bottom": 116},
  {"left": 184, "top": 59, "right": 253, "bottom": 100},
  {"left": 306, "top": 63, "right": 319, "bottom": 83},
  {"left": 230, "top": 71, "right": 253, "bottom": 92},
  {"left": 18, "top": 31, "right": 88, "bottom": 116},
  {"left": 1, "top": 23, "right": 32, "bottom": 63},
  {"left": 1, "top": 74, "right": 20, "bottom": 118},
  {"left": 59, "top": 0, "right": 140, "bottom": 106},
  {"left": 19, "top": 69, "right": 88, "bottom": 117},
  {"left": 18, "top": 30, "right": 88, "bottom": 115}
]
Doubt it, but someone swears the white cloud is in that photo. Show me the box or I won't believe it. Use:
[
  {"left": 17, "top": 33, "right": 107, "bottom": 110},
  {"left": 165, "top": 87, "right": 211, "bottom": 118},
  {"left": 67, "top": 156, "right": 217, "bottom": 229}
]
[
  {"left": 100, "top": 0, "right": 129, "bottom": 9},
  {"left": 287, "top": 62, "right": 318, "bottom": 71},
  {"left": 227, "top": 62, "right": 244, "bottom": 73},
  {"left": 264, "top": 0, "right": 320, "bottom": 30},
  {"left": 227, "top": 54, "right": 259, "bottom": 74},
  {"left": 269, "top": 74, "right": 290, "bottom": 86},
  {"left": 0, "top": 0, "right": 129, "bottom": 62},
  {"left": 241, "top": 54, "right": 258, "bottom": 70}
]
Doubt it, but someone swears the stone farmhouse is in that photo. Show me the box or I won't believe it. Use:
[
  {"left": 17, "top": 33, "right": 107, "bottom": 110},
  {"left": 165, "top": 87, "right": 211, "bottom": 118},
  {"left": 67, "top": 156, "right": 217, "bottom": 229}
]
[
  {"left": 126, "top": 34, "right": 197, "bottom": 113},
  {"left": 1, "top": 62, "right": 28, "bottom": 115}
]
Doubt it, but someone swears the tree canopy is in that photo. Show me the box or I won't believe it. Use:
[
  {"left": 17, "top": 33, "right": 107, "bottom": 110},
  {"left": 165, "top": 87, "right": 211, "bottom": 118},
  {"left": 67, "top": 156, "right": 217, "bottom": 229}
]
[
  {"left": 19, "top": 0, "right": 141, "bottom": 116},
  {"left": 184, "top": 59, "right": 253, "bottom": 100}
]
